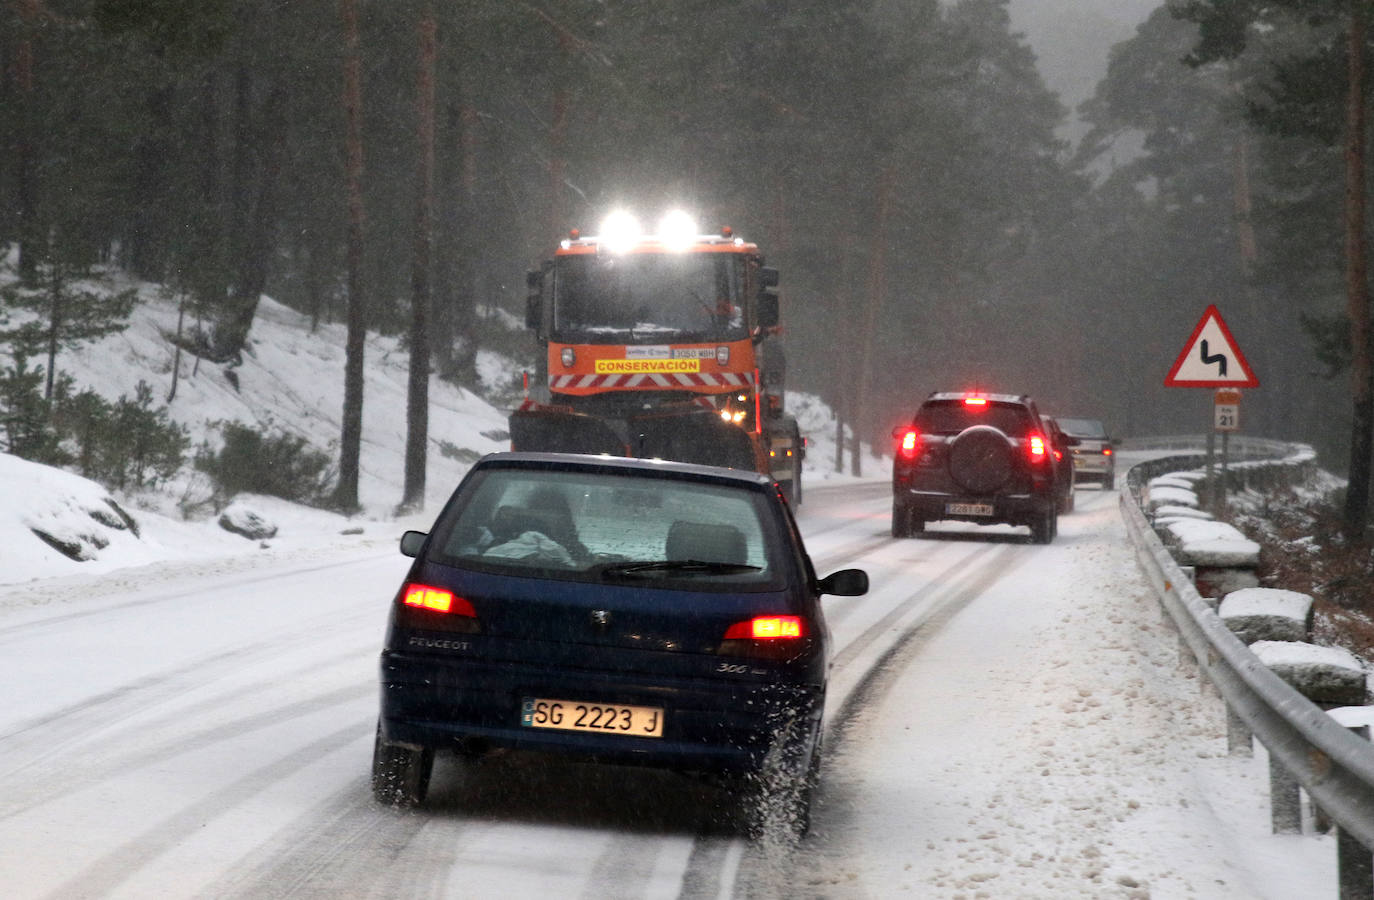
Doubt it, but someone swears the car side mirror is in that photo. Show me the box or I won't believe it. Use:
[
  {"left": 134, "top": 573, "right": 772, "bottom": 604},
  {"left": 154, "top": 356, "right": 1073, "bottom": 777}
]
[
  {"left": 756, "top": 289, "right": 779, "bottom": 329},
  {"left": 819, "top": 568, "right": 868, "bottom": 596},
  {"left": 400, "top": 530, "right": 427, "bottom": 558},
  {"left": 524, "top": 269, "right": 543, "bottom": 330}
]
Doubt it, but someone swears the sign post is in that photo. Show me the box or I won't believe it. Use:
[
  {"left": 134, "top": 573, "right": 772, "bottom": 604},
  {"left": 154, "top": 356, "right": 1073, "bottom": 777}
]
[{"left": 1165, "top": 306, "right": 1259, "bottom": 513}]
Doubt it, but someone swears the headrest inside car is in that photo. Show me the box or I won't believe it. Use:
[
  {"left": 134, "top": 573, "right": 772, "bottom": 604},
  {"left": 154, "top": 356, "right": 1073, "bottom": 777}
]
[{"left": 665, "top": 521, "right": 747, "bottom": 565}]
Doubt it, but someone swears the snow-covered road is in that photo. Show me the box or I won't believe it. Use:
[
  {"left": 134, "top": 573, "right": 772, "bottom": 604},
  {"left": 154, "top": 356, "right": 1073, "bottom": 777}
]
[{"left": 0, "top": 479, "right": 1334, "bottom": 898}]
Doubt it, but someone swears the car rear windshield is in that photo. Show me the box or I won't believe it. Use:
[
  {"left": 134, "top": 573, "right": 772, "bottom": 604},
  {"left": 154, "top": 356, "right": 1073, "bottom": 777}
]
[
  {"left": 914, "top": 400, "right": 1036, "bottom": 436},
  {"left": 424, "top": 467, "right": 786, "bottom": 588},
  {"left": 1055, "top": 418, "right": 1108, "bottom": 439}
]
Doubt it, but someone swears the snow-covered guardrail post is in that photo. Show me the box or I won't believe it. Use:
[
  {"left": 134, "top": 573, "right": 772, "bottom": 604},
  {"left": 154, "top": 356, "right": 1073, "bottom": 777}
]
[
  {"left": 1144, "top": 473, "right": 1261, "bottom": 602},
  {"left": 1327, "top": 713, "right": 1374, "bottom": 898},
  {"left": 1125, "top": 444, "right": 1374, "bottom": 900},
  {"left": 1250, "top": 641, "right": 1367, "bottom": 835},
  {"left": 1218, "top": 589, "right": 1317, "bottom": 758}
]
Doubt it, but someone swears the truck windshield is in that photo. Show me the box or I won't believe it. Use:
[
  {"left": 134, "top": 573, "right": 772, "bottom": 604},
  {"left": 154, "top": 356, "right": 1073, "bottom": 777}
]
[{"left": 552, "top": 253, "right": 746, "bottom": 344}]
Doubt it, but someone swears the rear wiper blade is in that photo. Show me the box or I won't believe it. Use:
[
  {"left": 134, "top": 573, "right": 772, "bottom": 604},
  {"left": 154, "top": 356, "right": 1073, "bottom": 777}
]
[{"left": 600, "top": 560, "right": 761, "bottom": 578}]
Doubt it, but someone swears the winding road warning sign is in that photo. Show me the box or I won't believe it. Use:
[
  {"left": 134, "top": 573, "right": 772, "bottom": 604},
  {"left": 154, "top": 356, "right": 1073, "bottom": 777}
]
[{"left": 1164, "top": 305, "right": 1259, "bottom": 388}]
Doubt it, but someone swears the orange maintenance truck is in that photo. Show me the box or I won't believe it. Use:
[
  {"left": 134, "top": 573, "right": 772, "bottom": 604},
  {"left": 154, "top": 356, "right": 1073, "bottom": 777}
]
[{"left": 513, "top": 211, "right": 804, "bottom": 504}]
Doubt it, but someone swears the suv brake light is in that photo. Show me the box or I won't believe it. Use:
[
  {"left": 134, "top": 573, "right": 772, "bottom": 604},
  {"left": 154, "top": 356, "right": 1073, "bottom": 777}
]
[
  {"left": 1027, "top": 433, "right": 1047, "bottom": 461},
  {"left": 897, "top": 428, "right": 921, "bottom": 460},
  {"left": 963, "top": 397, "right": 988, "bottom": 407}
]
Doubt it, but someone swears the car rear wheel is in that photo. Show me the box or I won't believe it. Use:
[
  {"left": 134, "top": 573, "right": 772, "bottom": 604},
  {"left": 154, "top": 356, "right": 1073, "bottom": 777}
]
[
  {"left": 1030, "top": 509, "right": 1056, "bottom": 545},
  {"left": 892, "top": 500, "right": 912, "bottom": 538},
  {"left": 371, "top": 722, "right": 434, "bottom": 807},
  {"left": 744, "top": 716, "right": 820, "bottom": 841}
]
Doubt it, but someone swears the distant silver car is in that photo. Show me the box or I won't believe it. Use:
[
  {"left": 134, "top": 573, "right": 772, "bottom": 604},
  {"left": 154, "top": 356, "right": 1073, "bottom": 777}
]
[{"left": 1053, "top": 417, "right": 1115, "bottom": 488}]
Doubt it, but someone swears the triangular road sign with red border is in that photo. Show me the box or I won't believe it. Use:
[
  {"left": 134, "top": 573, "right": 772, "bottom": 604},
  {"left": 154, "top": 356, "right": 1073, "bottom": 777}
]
[{"left": 1165, "top": 305, "right": 1259, "bottom": 388}]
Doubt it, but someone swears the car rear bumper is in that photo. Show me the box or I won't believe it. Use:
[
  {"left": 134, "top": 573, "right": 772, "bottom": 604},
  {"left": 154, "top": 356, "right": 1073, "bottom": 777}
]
[
  {"left": 895, "top": 489, "right": 1054, "bottom": 525},
  {"left": 1070, "top": 456, "right": 1114, "bottom": 483},
  {"left": 379, "top": 649, "right": 822, "bottom": 774}
]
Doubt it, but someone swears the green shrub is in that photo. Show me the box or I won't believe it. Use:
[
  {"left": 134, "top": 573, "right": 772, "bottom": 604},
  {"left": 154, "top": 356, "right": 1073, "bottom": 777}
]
[
  {"left": 0, "top": 351, "right": 65, "bottom": 464},
  {"left": 195, "top": 421, "right": 335, "bottom": 505},
  {"left": 100, "top": 381, "right": 189, "bottom": 490}
]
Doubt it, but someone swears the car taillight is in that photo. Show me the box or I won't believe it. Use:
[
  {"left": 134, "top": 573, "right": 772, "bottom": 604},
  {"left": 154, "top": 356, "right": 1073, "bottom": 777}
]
[
  {"left": 401, "top": 582, "right": 476, "bottom": 617},
  {"left": 719, "top": 615, "right": 808, "bottom": 660},
  {"left": 897, "top": 429, "right": 920, "bottom": 460},
  {"left": 963, "top": 397, "right": 988, "bottom": 407},
  {"left": 1102, "top": 446, "right": 1113, "bottom": 456},
  {"left": 1027, "top": 433, "right": 1047, "bottom": 461},
  {"left": 724, "top": 615, "right": 804, "bottom": 640}
]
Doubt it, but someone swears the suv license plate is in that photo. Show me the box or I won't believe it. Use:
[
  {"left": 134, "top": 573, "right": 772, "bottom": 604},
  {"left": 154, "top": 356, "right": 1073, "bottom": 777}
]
[
  {"left": 521, "top": 697, "right": 664, "bottom": 738},
  {"left": 947, "top": 502, "right": 994, "bottom": 516}
]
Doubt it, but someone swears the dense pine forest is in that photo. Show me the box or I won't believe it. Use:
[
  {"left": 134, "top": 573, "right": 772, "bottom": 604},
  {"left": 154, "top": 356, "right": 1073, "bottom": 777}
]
[{"left": 3, "top": 1, "right": 1373, "bottom": 517}]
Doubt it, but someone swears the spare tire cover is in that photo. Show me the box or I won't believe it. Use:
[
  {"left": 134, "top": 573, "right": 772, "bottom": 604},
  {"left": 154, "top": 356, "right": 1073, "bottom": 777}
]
[{"left": 947, "top": 425, "right": 1015, "bottom": 493}]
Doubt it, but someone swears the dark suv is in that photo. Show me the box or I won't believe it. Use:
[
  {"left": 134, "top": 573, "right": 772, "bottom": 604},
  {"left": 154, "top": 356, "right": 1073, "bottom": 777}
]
[{"left": 891, "top": 392, "right": 1060, "bottom": 543}]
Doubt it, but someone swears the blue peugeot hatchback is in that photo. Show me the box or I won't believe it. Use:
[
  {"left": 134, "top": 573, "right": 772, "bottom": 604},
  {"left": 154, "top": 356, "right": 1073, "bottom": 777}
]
[{"left": 373, "top": 452, "right": 867, "bottom": 834}]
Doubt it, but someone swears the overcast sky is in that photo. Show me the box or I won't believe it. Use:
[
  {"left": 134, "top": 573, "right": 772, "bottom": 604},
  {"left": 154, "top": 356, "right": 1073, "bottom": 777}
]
[{"left": 1007, "top": 0, "right": 1162, "bottom": 140}]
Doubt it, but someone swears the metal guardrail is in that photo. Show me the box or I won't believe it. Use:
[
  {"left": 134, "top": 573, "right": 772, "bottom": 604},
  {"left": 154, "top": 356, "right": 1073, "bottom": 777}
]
[
  {"left": 1120, "top": 434, "right": 1310, "bottom": 460},
  {"left": 1121, "top": 446, "right": 1374, "bottom": 855}
]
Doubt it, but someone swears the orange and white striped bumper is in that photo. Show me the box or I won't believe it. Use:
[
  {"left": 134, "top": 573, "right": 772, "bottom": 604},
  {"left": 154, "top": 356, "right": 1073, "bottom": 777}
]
[{"left": 549, "top": 371, "right": 755, "bottom": 391}]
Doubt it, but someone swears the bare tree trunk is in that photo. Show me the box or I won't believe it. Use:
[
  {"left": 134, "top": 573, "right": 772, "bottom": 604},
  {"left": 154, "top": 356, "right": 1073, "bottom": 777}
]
[
  {"left": 549, "top": 82, "right": 569, "bottom": 236},
  {"left": 852, "top": 168, "right": 896, "bottom": 477},
  {"left": 211, "top": 76, "right": 287, "bottom": 362},
  {"left": 402, "top": 7, "right": 436, "bottom": 513},
  {"left": 835, "top": 230, "right": 859, "bottom": 475},
  {"left": 1231, "top": 133, "right": 1257, "bottom": 276},
  {"left": 167, "top": 296, "right": 185, "bottom": 403},
  {"left": 44, "top": 260, "right": 61, "bottom": 400},
  {"left": 1344, "top": 0, "right": 1371, "bottom": 537},
  {"left": 15, "top": 0, "right": 38, "bottom": 285},
  {"left": 334, "top": 0, "right": 367, "bottom": 512}
]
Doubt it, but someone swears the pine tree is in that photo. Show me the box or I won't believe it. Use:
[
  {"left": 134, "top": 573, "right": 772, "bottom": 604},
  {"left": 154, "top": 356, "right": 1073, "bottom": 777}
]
[{"left": 1174, "top": 0, "right": 1374, "bottom": 534}]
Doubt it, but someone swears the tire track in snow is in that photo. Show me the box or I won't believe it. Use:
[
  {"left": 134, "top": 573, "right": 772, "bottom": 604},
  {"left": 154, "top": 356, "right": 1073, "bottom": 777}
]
[
  {"left": 0, "top": 676, "right": 373, "bottom": 823},
  {"left": 201, "top": 778, "right": 434, "bottom": 900},
  {"left": 677, "top": 539, "right": 1029, "bottom": 898},
  {"left": 0, "top": 613, "right": 375, "bottom": 772},
  {"left": 46, "top": 722, "right": 372, "bottom": 900},
  {"left": 728, "top": 542, "right": 1038, "bottom": 899},
  {"left": 0, "top": 551, "right": 394, "bottom": 637}
]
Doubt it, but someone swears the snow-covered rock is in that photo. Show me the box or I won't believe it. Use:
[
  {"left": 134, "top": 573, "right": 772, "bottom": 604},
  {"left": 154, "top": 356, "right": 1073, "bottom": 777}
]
[
  {"left": 1146, "top": 484, "right": 1199, "bottom": 512},
  {"left": 1150, "top": 474, "right": 1198, "bottom": 490},
  {"left": 3, "top": 452, "right": 144, "bottom": 564},
  {"left": 1252, "top": 640, "right": 1367, "bottom": 706},
  {"left": 218, "top": 501, "right": 279, "bottom": 541},
  {"left": 1152, "top": 504, "right": 1213, "bottom": 521},
  {"left": 1219, "top": 588, "right": 1313, "bottom": 644},
  {"left": 1162, "top": 518, "right": 1260, "bottom": 567}
]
